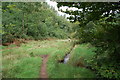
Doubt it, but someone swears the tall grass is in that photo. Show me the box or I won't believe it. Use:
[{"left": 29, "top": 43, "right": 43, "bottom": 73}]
[
  {"left": 2, "top": 44, "right": 42, "bottom": 78},
  {"left": 47, "top": 43, "right": 96, "bottom": 78},
  {"left": 68, "top": 43, "right": 96, "bottom": 66},
  {"left": 3, "top": 57, "right": 42, "bottom": 78}
]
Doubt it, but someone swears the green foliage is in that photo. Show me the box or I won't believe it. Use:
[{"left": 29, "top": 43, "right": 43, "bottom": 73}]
[
  {"left": 2, "top": 2, "right": 71, "bottom": 43},
  {"left": 78, "top": 15, "right": 120, "bottom": 78},
  {"left": 57, "top": 2, "right": 119, "bottom": 23},
  {"left": 72, "top": 15, "right": 120, "bottom": 78},
  {"left": 57, "top": 2, "right": 120, "bottom": 79},
  {"left": 2, "top": 2, "right": 120, "bottom": 79}
]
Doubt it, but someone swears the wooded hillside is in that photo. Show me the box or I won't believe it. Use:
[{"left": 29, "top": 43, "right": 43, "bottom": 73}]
[{"left": 2, "top": 2, "right": 71, "bottom": 44}]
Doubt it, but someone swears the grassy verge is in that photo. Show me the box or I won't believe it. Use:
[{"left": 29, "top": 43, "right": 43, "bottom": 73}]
[{"left": 47, "top": 43, "right": 96, "bottom": 78}]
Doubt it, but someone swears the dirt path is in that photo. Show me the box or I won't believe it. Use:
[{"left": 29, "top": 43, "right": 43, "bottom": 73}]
[{"left": 40, "top": 55, "right": 49, "bottom": 78}]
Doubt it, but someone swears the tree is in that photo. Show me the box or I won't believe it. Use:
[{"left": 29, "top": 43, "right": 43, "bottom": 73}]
[
  {"left": 2, "top": 2, "right": 71, "bottom": 43},
  {"left": 57, "top": 2, "right": 120, "bottom": 79}
]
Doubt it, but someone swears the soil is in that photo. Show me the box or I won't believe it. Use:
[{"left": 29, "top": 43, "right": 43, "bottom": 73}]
[{"left": 40, "top": 55, "right": 49, "bottom": 78}]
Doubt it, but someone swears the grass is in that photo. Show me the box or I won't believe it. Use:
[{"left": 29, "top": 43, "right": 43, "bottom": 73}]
[
  {"left": 3, "top": 57, "right": 42, "bottom": 78},
  {"left": 48, "top": 63, "right": 95, "bottom": 78},
  {"left": 2, "top": 45, "right": 42, "bottom": 78},
  {"left": 68, "top": 43, "right": 96, "bottom": 66},
  {"left": 1, "top": 44, "right": 17, "bottom": 50},
  {"left": 2, "top": 39, "right": 71, "bottom": 78},
  {"left": 2, "top": 40, "right": 96, "bottom": 78},
  {"left": 47, "top": 43, "right": 96, "bottom": 78}
]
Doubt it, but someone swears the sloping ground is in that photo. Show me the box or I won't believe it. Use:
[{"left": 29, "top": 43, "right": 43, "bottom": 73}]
[{"left": 2, "top": 39, "right": 72, "bottom": 78}]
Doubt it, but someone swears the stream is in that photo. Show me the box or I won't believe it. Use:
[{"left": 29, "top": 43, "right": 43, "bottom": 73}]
[
  {"left": 63, "top": 53, "right": 70, "bottom": 63},
  {"left": 63, "top": 44, "right": 75, "bottom": 64}
]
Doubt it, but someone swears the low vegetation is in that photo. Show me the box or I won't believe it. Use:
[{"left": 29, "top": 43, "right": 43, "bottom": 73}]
[
  {"left": 2, "top": 40, "right": 72, "bottom": 78},
  {"left": 2, "top": 41, "right": 41, "bottom": 78},
  {"left": 2, "top": 39, "right": 97, "bottom": 78},
  {"left": 68, "top": 44, "right": 96, "bottom": 67},
  {"left": 47, "top": 43, "right": 96, "bottom": 78}
]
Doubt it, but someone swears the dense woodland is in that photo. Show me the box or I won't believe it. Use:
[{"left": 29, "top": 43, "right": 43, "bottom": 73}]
[
  {"left": 2, "top": 2, "right": 71, "bottom": 43},
  {"left": 2, "top": 2, "right": 120, "bottom": 79}
]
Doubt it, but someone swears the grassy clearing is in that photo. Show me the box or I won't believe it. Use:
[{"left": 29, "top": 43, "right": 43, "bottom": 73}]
[
  {"left": 2, "top": 40, "right": 96, "bottom": 78},
  {"left": 47, "top": 43, "right": 96, "bottom": 78},
  {"left": 2, "top": 40, "right": 71, "bottom": 78}
]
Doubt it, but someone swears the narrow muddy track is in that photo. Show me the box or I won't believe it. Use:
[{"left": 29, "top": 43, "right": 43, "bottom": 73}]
[{"left": 40, "top": 55, "right": 49, "bottom": 78}]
